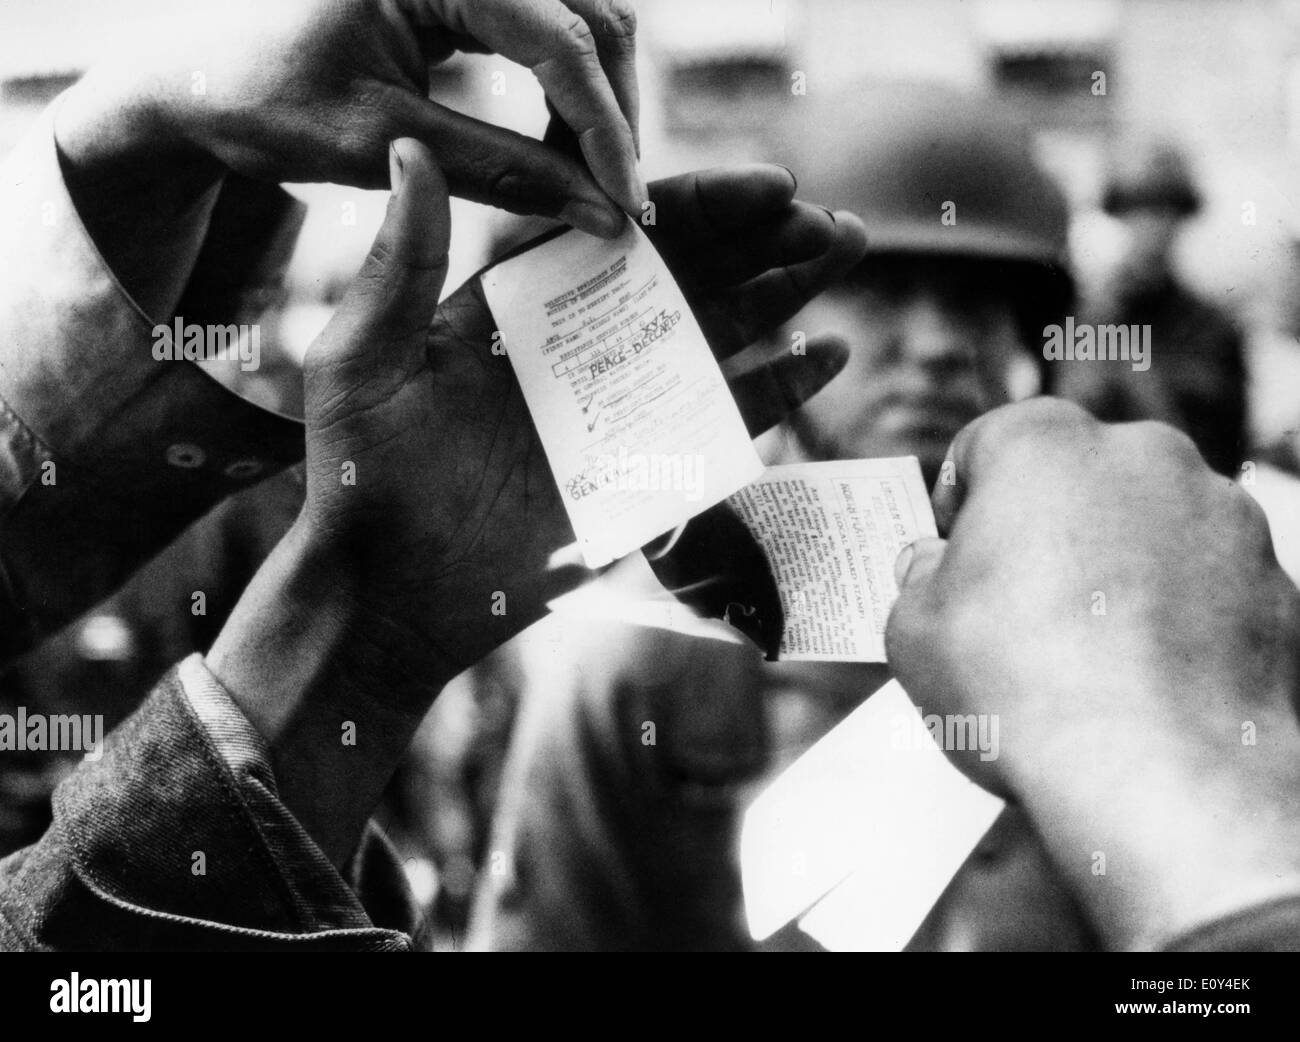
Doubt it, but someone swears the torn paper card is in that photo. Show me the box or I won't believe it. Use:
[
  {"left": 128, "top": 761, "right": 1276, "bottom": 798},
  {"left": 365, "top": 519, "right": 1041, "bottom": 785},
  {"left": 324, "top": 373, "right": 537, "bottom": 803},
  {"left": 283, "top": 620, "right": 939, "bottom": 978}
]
[
  {"left": 740, "top": 678, "right": 1005, "bottom": 949},
  {"left": 481, "top": 221, "right": 763, "bottom": 568},
  {"left": 726, "top": 457, "right": 937, "bottom": 661}
]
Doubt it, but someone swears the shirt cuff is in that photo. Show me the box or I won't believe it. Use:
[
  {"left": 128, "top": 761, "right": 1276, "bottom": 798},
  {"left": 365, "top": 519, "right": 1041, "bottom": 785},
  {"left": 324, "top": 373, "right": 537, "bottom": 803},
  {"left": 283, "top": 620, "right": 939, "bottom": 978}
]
[
  {"left": 0, "top": 101, "right": 306, "bottom": 503},
  {"left": 0, "top": 103, "right": 309, "bottom": 653}
]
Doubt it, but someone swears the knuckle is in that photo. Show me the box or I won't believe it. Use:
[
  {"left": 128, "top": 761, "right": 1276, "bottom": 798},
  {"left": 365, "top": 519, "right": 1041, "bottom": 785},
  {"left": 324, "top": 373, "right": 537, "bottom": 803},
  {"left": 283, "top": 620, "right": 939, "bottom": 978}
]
[
  {"left": 962, "top": 397, "right": 1093, "bottom": 466},
  {"left": 555, "top": 13, "right": 598, "bottom": 57},
  {"left": 595, "top": 0, "right": 638, "bottom": 40},
  {"left": 1124, "top": 419, "right": 1204, "bottom": 467},
  {"left": 485, "top": 165, "right": 563, "bottom": 216},
  {"left": 356, "top": 237, "right": 397, "bottom": 286},
  {"left": 1229, "top": 480, "right": 1274, "bottom": 546},
  {"left": 1011, "top": 395, "right": 1094, "bottom": 438}
]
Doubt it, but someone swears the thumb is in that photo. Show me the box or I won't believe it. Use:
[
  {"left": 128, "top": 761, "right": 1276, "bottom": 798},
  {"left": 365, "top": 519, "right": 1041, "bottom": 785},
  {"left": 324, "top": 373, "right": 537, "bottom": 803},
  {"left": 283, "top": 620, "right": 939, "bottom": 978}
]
[
  {"left": 321, "top": 137, "right": 451, "bottom": 366},
  {"left": 893, "top": 537, "right": 947, "bottom": 593},
  {"left": 885, "top": 537, "right": 948, "bottom": 679}
]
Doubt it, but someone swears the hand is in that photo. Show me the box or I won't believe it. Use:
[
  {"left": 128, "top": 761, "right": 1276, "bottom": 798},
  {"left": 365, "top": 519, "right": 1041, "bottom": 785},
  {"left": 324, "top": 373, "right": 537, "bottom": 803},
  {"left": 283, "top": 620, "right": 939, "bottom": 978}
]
[
  {"left": 885, "top": 398, "right": 1300, "bottom": 948},
  {"left": 303, "top": 144, "right": 866, "bottom": 689},
  {"left": 207, "top": 141, "right": 866, "bottom": 864},
  {"left": 56, "top": 0, "right": 646, "bottom": 236}
]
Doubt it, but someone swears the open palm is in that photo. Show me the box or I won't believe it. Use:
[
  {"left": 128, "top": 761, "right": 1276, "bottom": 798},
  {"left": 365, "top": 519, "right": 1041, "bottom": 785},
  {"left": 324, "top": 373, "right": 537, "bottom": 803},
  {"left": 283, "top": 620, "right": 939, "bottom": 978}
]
[{"left": 302, "top": 143, "right": 866, "bottom": 680}]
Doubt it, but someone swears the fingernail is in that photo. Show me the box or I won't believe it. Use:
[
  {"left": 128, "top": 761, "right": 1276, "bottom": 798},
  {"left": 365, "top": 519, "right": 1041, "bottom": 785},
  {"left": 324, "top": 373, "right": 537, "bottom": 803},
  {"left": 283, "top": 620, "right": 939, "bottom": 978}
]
[
  {"left": 561, "top": 198, "right": 626, "bottom": 239},
  {"left": 818, "top": 205, "right": 837, "bottom": 227},
  {"left": 609, "top": 164, "right": 648, "bottom": 218},
  {"left": 389, "top": 142, "right": 404, "bottom": 196},
  {"left": 893, "top": 543, "right": 916, "bottom": 586},
  {"left": 614, "top": 132, "right": 649, "bottom": 215},
  {"left": 628, "top": 166, "right": 650, "bottom": 215},
  {"left": 780, "top": 165, "right": 798, "bottom": 192}
]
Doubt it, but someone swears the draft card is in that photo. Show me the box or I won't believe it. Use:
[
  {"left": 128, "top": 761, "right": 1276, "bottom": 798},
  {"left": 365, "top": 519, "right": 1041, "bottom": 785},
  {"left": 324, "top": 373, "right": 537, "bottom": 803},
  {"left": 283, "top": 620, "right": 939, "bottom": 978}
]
[{"left": 482, "top": 221, "right": 763, "bottom": 568}]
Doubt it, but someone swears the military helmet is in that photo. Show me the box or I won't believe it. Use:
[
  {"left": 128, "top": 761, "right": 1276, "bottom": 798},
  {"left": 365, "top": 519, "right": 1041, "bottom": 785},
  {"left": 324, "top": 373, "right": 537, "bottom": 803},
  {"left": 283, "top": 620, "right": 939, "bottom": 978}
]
[
  {"left": 789, "top": 83, "right": 1068, "bottom": 262},
  {"left": 1102, "top": 140, "right": 1201, "bottom": 217},
  {"left": 778, "top": 81, "right": 1073, "bottom": 378}
]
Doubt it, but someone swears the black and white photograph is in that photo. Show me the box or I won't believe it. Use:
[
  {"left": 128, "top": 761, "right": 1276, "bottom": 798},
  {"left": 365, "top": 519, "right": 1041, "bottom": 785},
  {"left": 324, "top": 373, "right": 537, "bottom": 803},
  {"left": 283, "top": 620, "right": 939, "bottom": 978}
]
[{"left": 0, "top": 0, "right": 1293, "bottom": 1016}]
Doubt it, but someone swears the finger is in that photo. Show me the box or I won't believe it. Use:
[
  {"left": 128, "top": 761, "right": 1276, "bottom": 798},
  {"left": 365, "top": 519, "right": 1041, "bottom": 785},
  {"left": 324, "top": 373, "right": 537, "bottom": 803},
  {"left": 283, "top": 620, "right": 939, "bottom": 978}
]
[
  {"left": 648, "top": 166, "right": 800, "bottom": 273},
  {"left": 561, "top": 0, "right": 641, "bottom": 151},
  {"left": 413, "top": 26, "right": 492, "bottom": 60},
  {"left": 692, "top": 211, "right": 868, "bottom": 356},
  {"left": 884, "top": 537, "right": 948, "bottom": 678},
  {"left": 324, "top": 137, "right": 451, "bottom": 363},
  {"left": 440, "top": 0, "right": 645, "bottom": 213},
  {"left": 727, "top": 336, "right": 849, "bottom": 437},
  {"left": 543, "top": 98, "right": 585, "bottom": 165},
  {"left": 894, "top": 537, "right": 947, "bottom": 592},
  {"left": 668, "top": 164, "right": 799, "bottom": 223},
  {"left": 930, "top": 398, "right": 1099, "bottom": 534},
  {"left": 397, "top": 96, "right": 625, "bottom": 237},
  {"left": 927, "top": 450, "right": 966, "bottom": 537},
  {"left": 674, "top": 202, "right": 839, "bottom": 290}
]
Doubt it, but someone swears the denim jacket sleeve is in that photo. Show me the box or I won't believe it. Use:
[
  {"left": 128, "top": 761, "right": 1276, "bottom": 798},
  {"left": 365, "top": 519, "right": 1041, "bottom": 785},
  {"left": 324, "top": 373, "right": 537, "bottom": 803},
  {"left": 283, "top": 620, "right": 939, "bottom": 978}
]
[
  {"left": 0, "top": 656, "right": 415, "bottom": 950},
  {"left": 0, "top": 108, "right": 419, "bottom": 949}
]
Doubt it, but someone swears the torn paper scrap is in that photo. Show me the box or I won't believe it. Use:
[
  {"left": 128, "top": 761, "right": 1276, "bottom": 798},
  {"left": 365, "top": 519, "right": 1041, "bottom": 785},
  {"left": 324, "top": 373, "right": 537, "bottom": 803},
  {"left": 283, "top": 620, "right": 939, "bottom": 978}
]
[
  {"left": 740, "top": 678, "right": 1005, "bottom": 947},
  {"left": 726, "top": 457, "right": 937, "bottom": 661},
  {"left": 481, "top": 221, "right": 763, "bottom": 568}
]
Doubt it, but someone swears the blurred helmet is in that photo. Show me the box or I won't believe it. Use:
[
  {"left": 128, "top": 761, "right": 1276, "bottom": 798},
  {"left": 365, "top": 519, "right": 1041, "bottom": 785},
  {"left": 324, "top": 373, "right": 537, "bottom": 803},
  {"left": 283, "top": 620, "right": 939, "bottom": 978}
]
[
  {"left": 779, "top": 82, "right": 1073, "bottom": 344},
  {"left": 1102, "top": 140, "right": 1201, "bottom": 217}
]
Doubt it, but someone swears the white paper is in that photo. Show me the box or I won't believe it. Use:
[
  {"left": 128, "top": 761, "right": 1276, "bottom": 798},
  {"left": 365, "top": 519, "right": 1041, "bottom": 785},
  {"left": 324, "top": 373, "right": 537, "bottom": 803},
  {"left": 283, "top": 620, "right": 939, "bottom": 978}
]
[
  {"left": 726, "top": 458, "right": 937, "bottom": 661},
  {"left": 740, "top": 679, "right": 1005, "bottom": 948},
  {"left": 481, "top": 221, "right": 763, "bottom": 568}
]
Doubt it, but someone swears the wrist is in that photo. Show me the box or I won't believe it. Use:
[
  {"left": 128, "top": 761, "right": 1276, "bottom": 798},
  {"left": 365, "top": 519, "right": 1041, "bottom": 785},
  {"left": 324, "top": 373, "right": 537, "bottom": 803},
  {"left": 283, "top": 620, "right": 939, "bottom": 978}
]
[
  {"left": 1009, "top": 699, "right": 1300, "bottom": 950},
  {"left": 210, "top": 517, "right": 460, "bottom": 723},
  {"left": 206, "top": 517, "right": 457, "bottom": 866},
  {"left": 298, "top": 492, "right": 566, "bottom": 685}
]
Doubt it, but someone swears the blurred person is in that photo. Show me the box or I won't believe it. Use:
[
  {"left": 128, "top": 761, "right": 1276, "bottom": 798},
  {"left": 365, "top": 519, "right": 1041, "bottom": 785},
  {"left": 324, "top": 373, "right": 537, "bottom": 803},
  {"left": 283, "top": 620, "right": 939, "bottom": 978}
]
[
  {"left": 470, "top": 84, "right": 1104, "bottom": 952},
  {"left": 1057, "top": 141, "right": 1247, "bottom": 477},
  {"left": 0, "top": 0, "right": 871, "bottom": 949},
  {"left": 1062, "top": 143, "right": 1300, "bottom": 590},
  {"left": 889, "top": 398, "right": 1300, "bottom": 951}
]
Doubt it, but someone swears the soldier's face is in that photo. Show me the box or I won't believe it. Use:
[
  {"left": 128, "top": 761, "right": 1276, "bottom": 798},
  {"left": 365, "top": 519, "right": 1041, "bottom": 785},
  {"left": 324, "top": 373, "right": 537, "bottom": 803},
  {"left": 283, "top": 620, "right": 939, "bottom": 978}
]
[
  {"left": 1117, "top": 206, "right": 1181, "bottom": 278},
  {"left": 789, "top": 257, "right": 1034, "bottom": 481}
]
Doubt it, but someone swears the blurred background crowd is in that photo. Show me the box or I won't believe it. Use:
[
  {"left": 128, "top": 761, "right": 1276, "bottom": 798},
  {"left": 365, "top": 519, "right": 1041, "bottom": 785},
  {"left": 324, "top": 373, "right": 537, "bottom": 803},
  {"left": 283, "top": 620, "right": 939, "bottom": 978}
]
[{"left": 3, "top": 0, "right": 1300, "bottom": 949}]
